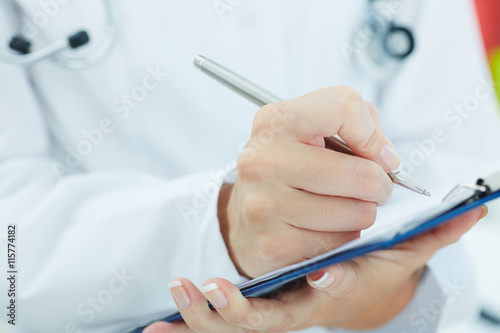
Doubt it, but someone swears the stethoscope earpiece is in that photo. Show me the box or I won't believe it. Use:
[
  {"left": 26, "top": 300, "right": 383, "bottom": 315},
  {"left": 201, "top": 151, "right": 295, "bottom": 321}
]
[
  {"left": 68, "top": 31, "right": 90, "bottom": 49},
  {"left": 0, "top": 0, "right": 118, "bottom": 69},
  {"left": 9, "top": 36, "right": 31, "bottom": 54},
  {"left": 9, "top": 30, "right": 90, "bottom": 56}
]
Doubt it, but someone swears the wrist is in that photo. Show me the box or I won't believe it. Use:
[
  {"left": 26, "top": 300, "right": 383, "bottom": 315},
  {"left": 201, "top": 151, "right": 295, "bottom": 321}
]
[{"left": 217, "top": 182, "right": 244, "bottom": 276}]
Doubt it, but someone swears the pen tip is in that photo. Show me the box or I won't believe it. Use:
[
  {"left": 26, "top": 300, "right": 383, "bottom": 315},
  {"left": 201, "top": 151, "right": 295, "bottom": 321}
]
[{"left": 423, "top": 190, "right": 431, "bottom": 197}]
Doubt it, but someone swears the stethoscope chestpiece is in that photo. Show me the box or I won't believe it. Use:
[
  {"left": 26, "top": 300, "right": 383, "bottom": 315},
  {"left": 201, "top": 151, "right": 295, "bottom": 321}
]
[
  {"left": 383, "top": 25, "right": 414, "bottom": 60},
  {"left": 349, "top": 4, "right": 416, "bottom": 82}
]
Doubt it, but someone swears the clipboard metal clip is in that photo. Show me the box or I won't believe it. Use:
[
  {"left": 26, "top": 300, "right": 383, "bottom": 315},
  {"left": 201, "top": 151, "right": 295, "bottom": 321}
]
[{"left": 443, "top": 180, "right": 491, "bottom": 204}]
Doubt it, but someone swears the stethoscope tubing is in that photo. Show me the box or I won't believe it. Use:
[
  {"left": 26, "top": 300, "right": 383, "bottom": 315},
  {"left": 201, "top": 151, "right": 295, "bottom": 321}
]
[{"left": 0, "top": 0, "right": 120, "bottom": 69}]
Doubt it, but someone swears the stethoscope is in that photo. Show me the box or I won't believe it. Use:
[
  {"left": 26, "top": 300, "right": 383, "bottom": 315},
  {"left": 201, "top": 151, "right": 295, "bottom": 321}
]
[
  {"left": 0, "top": 0, "right": 414, "bottom": 76},
  {"left": 0, "top": 0, "right": 119, "bottom": 69},
  {"left": 350, "top": 0, "right": 416, "bottom": 80}
]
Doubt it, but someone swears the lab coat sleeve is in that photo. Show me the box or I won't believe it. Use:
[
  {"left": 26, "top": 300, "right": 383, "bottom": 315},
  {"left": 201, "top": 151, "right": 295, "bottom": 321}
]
[{"left": 0, "top": 63, "right": 245, "bottom": 333}]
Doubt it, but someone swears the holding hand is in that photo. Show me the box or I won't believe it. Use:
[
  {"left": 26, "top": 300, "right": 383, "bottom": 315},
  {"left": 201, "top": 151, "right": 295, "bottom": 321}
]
[{"left": 144, "top": 206, "right": 487, "bottom": 332}]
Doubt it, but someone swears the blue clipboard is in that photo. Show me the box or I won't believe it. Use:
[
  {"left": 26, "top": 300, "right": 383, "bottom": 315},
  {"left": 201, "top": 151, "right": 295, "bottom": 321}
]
[{"left": 130, "top": 171, "right": 500, "bottom": 332}]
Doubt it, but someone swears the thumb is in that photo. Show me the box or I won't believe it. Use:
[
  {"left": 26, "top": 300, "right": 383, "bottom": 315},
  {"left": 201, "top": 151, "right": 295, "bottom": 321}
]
[
  {"left": 282, "top": 86, "right": 401, "bottom": 172},
  {"left": 306, "top": 262, "right": 362, "bottom": 298}
]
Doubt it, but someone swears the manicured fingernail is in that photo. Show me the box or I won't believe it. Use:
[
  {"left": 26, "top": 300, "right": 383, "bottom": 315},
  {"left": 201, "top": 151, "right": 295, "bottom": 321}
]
[
  {"left": 168, "top": 281, "right": 191, "bottom": 310},
  {"left": 200, "top": 283, "right": 228, "bottom": 309},
  {"left": 481, "top": 205, "right": 489, "bottom": 219},
  {"left": 380, "top": 145, "right": 402, "bottom": 173},
  {"left": 311, "top": 272, "right": 335, "bottom": 289}
]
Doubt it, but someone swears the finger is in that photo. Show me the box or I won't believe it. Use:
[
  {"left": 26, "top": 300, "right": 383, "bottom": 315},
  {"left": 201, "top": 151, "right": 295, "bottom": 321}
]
[
  {"left": 253, "top": 222, "right": 360, "bottom": 269},
  {"left": 168, "top": 278, "right": 235, "bottom": 333},
  {"left": 304, "top": 208, "right": 487, "bottom": 303},
  {"left": 200, "top": 278, "right": 309, "bottom": 332},
  {"left": 429, "top": 205, "right": 487, "bottom": 245},
  {"left": 143, "top": 321, "right": 193, "bottom": 333},
  {"left": 277, "top": 188, "right": 377, "bottom": 231},
  {"left": 306, "top": 262, "right": 361, "bottom": 298},
  {"left": 250, "top": 141, "right": 393, "bottom": 204},
  {"left": 278, "top": 86, "right": 401, "bottom": 172},
  {"left": 390, "top": 206, "right": 488, "bottom": 268},
  {"left": 365, "top": 101, "right": 383, "bottom": 129},
  {"left": 288, "top": 144, "right": 394, "bottom": 204}
]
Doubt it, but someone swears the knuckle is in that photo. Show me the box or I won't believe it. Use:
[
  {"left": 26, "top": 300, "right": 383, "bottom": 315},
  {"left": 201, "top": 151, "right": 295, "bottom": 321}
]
[
  {"left": 364, "top": 100, "right": 378, "bottom": 111},
  {"left": 337, "top": 86, "right": 363, "bottom": 117},
  {"left": 323, "top": 232, "right": 360, "bottom": 251},
  {"left": 355, "top": 161, "right": 380, "bottom": 194},
  {"left": 257, "top": 234, "right": 287, "bottom": 263},
  {"left": 236, "top": 152, "right": 259, "bottom": 181},
  {"left": 252, "top": 106, "right": 270, "bottom": 133},
  {"left": 252, "top": 103, "right": 292, "bottom": 143},
  {"left": 237, "top": 150, "right": 273, "bottom": 183},
  {"left": 355, "top": 161, "right": 390, "bottom": 202},
  {"left": 236, "top": 142, "right": 278, "bottom": 183},
  {"left": 331, "top": 263, "right": 360, "bottom": 298},
  {"left": 364, "top": 101, "right": 381, "bottom": 119},
  {"left": 432, "top": 227, "right": 461, "bottom": 246},
  {"left": 241, "top": 192, "right": 275, "bottom": 223},
  {"left": 365, "top": 101, "right": 382, "bottom": 126},
  {"left": 358, "top": 127, "right": 385, "bottom": 157},
  {"left": 338, "top": 86, "right": 363, "bottom": 103},
  {"left": 380, "top": 178, "right": 394, "bottom": 204},
  {"left": 446, "top": 236, "right": 461, "bottom": 245},
  {"left": 225, "top": 313, "right": 246, "bottom": 327},
  {"left": 258, "top": 235, "right": 277, "bottom": 262},
  {"left": 252, "top": 104, "right": 278, "bottom": 133},
  {"left": 354, "top": 202, "right": 377, "bottom": 229},
  {"left": 242, "top": 309, "right": 265, "bottom": 331},
  {"left": 235, "top": 329, "right": 254, "bottom": 333},
  {"left": 375, "top": 172, "right": 394, "bottom": 205},
  {"left": 240, "top": 194, "right": 262, "bottom": 223},
  {"left": 185, "top": 320, "right": 206, "bottom": 332},
  {"left": 268, "top": 313, "right": 294, "bottom": 332}
]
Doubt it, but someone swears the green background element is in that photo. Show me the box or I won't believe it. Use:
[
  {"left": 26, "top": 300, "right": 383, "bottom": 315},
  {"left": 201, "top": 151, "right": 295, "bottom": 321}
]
[{"left": 490, "top": 48, "right": 500, "bottom": 104}]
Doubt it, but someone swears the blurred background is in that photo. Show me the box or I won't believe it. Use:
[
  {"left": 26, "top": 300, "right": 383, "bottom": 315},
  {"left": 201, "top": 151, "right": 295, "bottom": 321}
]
[
  {"left": 443, "top": 2, "right": 500, "bottom": 332},
  {"left": 0, "top": 1, "right": 498, "bottom": 333}
]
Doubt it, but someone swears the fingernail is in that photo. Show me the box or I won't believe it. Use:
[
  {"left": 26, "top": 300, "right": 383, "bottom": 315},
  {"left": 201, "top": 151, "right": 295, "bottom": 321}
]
[
  {"left": 168, "top": 281, "right": 191, "bottom": 310},
  {"left": 481, "top": 205, "right": 489, "bottom": 219},
  {"left": 379, "top": 145, "right": 402, "bottom": 173},
  {"left": 200, "top": 283, "right": 228, "bottom": 309},
  {"left": 311, "top": 272, "right": 335, "bottom": 289}
]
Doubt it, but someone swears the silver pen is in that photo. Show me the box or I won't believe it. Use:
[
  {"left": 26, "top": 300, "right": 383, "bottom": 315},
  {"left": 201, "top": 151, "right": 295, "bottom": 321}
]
[{"left": 194, "top": 55, "right": 431, "bottom": 196}]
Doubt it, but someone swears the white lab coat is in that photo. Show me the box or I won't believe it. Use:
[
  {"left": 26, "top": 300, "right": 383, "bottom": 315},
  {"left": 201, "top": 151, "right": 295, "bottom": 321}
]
[{"left": 1, "top": 0, "right": 499, "bottom": 332}]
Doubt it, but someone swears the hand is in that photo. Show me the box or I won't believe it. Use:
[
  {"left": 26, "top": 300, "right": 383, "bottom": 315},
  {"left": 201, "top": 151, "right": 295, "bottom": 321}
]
[
  {"left": 218, "top": 86, "right": 402, "bottom": 278},
  {"left": 144, "top": 206, "right": 487, "bottom": 333}
]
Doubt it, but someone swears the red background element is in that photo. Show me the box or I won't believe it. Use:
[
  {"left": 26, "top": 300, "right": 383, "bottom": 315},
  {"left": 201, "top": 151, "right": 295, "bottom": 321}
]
[{"left": 475, "top": 0, "right": 500, "bottom": 56}]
